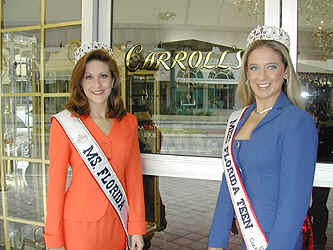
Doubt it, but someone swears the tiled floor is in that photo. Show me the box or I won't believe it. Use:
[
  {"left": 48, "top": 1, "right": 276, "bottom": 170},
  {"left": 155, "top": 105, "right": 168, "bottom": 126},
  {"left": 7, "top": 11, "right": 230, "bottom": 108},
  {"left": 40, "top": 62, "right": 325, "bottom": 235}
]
[{"left": 149, "top": 176, "right": 333, "bottom": 250}]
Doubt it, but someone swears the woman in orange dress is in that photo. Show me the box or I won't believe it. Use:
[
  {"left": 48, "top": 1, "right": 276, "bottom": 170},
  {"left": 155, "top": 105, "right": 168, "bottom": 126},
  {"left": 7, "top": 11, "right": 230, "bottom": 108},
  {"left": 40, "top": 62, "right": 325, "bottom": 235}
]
[{"left": 44, "top": 42, "right": 147, "bottom": 250}]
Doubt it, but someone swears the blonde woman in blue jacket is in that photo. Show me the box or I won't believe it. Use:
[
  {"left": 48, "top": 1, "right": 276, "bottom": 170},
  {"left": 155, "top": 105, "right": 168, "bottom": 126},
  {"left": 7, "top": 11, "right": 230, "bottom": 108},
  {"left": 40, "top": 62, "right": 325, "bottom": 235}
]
[{"left": 208, "top": 25, "right": 318, "bottom": 250}]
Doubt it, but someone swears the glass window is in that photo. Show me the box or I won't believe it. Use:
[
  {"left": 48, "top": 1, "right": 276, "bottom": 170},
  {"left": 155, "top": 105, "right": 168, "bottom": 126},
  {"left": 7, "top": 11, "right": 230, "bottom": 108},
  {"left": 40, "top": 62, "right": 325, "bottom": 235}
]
[
  {"left": 7, "top": 222, "right": 45, "bottom": 249},
  {"left": 115, "top": 0, "right": 264, "bottom": 157},
  {"left": 2, "top": 97, "right": 41, "bottom": 159},
  {"left": 1, "top": 1, "right": 82, "bottom": 248},
  {"left": 45, "top": 26, "right": 81, "bottom": 93},
  {"left": 298, "top": 0, "right": 333, "bottom": 163},
  {"left": 3, "top": 0, "right": 41, "bottom": 28},
  {"left": 2, "top": 31, "right": 41, "bottom": 93},
  {"left": 6, "top": 162, "right": 44, "bottom": 222},
  {"left": 46, "top": 0, "right": 81, "bottom": 24}
]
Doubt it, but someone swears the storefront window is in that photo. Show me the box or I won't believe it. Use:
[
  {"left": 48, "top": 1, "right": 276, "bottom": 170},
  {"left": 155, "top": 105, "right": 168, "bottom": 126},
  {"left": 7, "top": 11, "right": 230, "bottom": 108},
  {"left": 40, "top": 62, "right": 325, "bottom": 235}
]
[
  {"left": 7, "top": 222, "right": 45, "bottom": 249},
  {"left": 297, "top": 0, "right": 333, "bottom": 163},
  {"left": 6, "top": 162, "right": 44, "bottom": 222},
  {"left": 46, "top": 0, "right": 81, "bottom": 24},
  {"left": 2, "top": 96, "right": 41, "bottom": 159},
  {"left": 2, "top": 31, "right": 41, "bottom": 93},
  {"left": 114, "top": 0, "right": 264, "bottom": 157},
  {"left": 3, "top": 0, "right": 41, "bottom": 28},
  {"left": 45, "top": 26, "right": 81, "bottom": 93},
  {"left": 1, "top": 1, "right": 81, "bottom": 248}
]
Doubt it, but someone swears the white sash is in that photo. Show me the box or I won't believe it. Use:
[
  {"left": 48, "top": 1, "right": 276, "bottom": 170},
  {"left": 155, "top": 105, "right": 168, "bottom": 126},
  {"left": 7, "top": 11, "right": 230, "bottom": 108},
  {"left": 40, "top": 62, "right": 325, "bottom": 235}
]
[
  {"left": 223, "top": 108, "right": 268, "bottom": 250},
  {"left": 53, "top": 110, "right": 130, "bottom": 248}
]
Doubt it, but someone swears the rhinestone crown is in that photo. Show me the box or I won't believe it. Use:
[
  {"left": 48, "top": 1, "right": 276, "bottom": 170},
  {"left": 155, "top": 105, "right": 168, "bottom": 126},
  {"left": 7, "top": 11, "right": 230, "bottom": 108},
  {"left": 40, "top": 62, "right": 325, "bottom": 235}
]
[
  {"left": 246, "top": 25, "right": 290, "bottom": 50},
  {"left": 74, "top": 41, "right": 113, "bottom": 64}
]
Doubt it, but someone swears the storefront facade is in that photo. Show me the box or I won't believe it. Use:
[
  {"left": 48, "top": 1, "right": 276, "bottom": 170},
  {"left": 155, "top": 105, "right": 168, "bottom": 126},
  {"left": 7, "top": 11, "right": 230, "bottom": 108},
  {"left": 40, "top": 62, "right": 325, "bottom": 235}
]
[{"left": 0, "top": 0, "right": 332, "bottom": 248}]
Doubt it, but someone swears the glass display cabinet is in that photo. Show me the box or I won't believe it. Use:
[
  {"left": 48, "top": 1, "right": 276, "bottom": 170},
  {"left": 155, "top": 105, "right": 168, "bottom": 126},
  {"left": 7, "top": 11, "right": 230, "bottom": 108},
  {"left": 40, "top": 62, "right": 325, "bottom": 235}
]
[{"left": 125, "top": 69, "right": 165, "bottom": 240}]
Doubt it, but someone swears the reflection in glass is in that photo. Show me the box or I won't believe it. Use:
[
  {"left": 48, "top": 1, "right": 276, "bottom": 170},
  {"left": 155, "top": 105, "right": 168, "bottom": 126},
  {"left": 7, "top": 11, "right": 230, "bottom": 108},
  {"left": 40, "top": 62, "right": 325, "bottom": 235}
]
[
  {"left": 127, "top": 65, "right": 239, "bottom": 157},
  {"left": 46, "top": 0, "right": 81, "bottom": 24},
  {"left": 44, "top": 97, "right": 68, "bottom": 160},
  {"left": 2, "top": 97, "right": 41, "bottom": 158},
  {"left": 115, "top": 0, "right": 265, "bottom": 158},
  {"left": 8, "top": 222, "right": 45, "bottom": 250},
  {"left": 3, "top": 0, "right": 41, "bottom": 28},
  {"left": 298, "top": 1, "right": 333, "bottom": 163},
  {"left": 45, "top": 27, "right": 81, "bottom": 93},
  {"left": 300, "top": 73, "right": 333, "bottom": 163},
  {"left": 6, "top": 162, "right": 44, "bottom": 222},
  {"left": 113, "top": 0, "right": 263, "bottom": 49},
  {"left": 0, "top": 221, "right": 4, "bottom": 248},
  {"left": 2, "top": 32, "right": 41, "bottom": 93}
]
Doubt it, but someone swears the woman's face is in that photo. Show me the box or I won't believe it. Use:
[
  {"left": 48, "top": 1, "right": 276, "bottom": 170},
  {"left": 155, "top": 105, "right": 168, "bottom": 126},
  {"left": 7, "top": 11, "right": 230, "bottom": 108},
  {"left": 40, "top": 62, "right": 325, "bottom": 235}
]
[
  {"left": 81, "top": 60, "right": 113, "bottom": 107},
  {"left": 247, "top": 46, "right": 287, "bottom": 104}
]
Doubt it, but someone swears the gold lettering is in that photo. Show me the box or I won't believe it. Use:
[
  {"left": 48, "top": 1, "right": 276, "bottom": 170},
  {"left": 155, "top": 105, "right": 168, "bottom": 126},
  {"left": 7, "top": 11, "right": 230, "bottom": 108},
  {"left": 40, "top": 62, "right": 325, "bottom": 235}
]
[
  {"left": 125, "top": 44, "right": 144, "bottom": 72},
  {"left": 232, "top": 50, "right": 242, "bottom": 70},
  {"left": 155, "top": 51, "right": 171, "bottom": 71},
  {"left": 188, "top": 51, "right": 203, "bottom": 69},
  {"left": 202, "top": 51, "right": 216, "bottom": 69},
  {"left": 143, "top": 51, "right": 159, "bottom": 70},
  {"left": 125, "top": 44, "right": 243, "bottom": 72},
  {"left": 216, "top": 51, "right": 229, "bottom": 70},
  {"left": 170, "top": 51, "right": 187, "bottom": 71}
]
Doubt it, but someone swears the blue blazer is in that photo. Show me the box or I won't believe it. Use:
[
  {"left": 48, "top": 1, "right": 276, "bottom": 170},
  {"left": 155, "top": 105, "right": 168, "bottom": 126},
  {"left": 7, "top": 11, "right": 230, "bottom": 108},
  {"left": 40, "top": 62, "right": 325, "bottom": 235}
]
[{"left": 208, "top": 92, "right": 318, "bottom": 250}]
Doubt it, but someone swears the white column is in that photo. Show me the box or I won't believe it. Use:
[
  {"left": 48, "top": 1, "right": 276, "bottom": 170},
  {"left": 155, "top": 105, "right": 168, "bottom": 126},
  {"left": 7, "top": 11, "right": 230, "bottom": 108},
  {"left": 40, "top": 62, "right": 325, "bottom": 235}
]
[
  {"left": 82, "top": 0, "right": 98, "bottom": 43},
  {"left": 264, "top": 0, "right": 280, "bottom": 27},
  {"left": 98, "top": 0, "right": 113, "bottom": 46},
  {"left": 281, "top": 0, "right": 298, "bottom": 70}
]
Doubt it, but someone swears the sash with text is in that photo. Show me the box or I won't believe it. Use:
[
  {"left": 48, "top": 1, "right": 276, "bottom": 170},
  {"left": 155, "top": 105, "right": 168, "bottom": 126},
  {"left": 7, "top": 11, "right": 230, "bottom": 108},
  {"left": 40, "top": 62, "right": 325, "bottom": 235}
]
[
  {"left": 223, "top": 108, "right": 268, "bottom": 250},
  {"left": 53, "top": 110, "right": 130, "bottom": 247}
]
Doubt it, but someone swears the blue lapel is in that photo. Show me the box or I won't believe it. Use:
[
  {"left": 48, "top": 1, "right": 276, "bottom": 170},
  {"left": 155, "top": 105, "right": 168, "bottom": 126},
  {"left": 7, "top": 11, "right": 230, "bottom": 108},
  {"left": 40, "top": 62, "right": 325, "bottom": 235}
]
[{"left": 236, "top": 92, "right": 292, "bottom": 133}]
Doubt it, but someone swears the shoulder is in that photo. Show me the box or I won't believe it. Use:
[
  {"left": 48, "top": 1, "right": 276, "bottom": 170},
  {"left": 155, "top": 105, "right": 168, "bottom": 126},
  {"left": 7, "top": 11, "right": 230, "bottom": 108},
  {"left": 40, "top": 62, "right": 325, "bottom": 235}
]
[
  {"left": 119, "top": 112, "right": 138, "bottom": 129},
  {"left": 280, "top": 105, "right": 317, "bottom": 135},
  {"left": 282, "top": 105, "right": 314, "bottom": 124}
]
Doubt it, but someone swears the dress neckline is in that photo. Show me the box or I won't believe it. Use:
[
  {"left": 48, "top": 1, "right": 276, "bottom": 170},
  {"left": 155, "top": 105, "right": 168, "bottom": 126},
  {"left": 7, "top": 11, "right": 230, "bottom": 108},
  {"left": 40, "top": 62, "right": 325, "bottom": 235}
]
[{"left": 86, "top": 115, "right": 116, "bottom": 138}]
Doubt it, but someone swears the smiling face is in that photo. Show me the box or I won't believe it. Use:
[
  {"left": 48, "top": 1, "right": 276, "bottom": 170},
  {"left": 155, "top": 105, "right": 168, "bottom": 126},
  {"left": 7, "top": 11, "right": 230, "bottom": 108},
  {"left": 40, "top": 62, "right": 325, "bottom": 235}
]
[
  {"left": 81, "top": 59, "right": 113, "bottom": 109},
  {"left": 247, "top": 46, "right": 288, "bottom": 105}
]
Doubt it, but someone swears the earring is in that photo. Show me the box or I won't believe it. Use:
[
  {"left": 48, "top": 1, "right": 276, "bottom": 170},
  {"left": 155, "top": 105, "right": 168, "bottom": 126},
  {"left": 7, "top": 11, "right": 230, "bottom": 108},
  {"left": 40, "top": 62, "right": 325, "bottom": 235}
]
[{"left": 284, "top": 78, "right": 288, "bottom": 85}]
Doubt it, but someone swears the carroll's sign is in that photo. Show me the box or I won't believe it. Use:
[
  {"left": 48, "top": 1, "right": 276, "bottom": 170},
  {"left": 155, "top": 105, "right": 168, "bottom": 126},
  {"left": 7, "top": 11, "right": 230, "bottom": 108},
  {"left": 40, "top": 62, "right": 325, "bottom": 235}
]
[{"left": 125, "top": 44, "right": 242, "bottom": 72}]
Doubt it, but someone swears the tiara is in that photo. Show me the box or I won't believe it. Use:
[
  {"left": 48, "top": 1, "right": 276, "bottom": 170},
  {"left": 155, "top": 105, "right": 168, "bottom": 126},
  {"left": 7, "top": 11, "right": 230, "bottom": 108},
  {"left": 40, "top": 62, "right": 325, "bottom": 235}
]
[
  {"left": 246, "top": 25, "right": 290, "bottom": 50},
  {"left": 74, "top": 41, "right": 113, "bottom": 64}
]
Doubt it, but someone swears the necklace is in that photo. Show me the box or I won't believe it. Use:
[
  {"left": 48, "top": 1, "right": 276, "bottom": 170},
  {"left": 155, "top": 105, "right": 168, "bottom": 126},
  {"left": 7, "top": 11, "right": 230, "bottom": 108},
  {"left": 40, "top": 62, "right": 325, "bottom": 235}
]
[{"left": 255, "top": 106, "right": 273, "bottom": 115}]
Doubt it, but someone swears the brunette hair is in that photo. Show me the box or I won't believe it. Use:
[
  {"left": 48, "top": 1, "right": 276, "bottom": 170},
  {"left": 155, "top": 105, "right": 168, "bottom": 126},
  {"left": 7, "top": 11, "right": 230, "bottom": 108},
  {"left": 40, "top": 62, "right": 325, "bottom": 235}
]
[
  {"left": 237, "top": 40, "right": 304, "bottom": 109},
  {"left": 65, "top": 49, "right": 127, "bottom": 119}
]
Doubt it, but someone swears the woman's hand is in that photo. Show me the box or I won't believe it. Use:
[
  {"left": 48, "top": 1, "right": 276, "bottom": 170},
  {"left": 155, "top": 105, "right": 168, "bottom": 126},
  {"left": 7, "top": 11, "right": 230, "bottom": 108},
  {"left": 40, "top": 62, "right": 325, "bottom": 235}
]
[{"left": 130, "top": 235, "right": 144, "bottom": 250}]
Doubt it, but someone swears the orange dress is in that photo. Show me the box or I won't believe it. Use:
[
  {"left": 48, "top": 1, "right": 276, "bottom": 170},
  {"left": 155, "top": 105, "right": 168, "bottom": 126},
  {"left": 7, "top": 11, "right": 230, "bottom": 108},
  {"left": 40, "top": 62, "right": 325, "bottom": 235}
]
[{"left": 44, "top": 112, "right": 147, "bottom": 250}]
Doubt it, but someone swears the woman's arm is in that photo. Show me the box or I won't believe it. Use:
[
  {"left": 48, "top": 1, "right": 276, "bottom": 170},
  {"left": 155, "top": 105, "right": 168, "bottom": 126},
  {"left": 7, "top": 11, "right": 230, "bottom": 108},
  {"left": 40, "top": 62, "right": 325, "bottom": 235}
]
[
  {"left": 266, "top": 111, "right": 318, "bottom": 249},
  {"left": 44, "top": 118, "right": 70, "bottom": 249},
  {"left": 208, "top": 174, "right": 235, "bottom": 249},
  {"left": 125, "top": 115, "right": 147, "bottom": 235}
]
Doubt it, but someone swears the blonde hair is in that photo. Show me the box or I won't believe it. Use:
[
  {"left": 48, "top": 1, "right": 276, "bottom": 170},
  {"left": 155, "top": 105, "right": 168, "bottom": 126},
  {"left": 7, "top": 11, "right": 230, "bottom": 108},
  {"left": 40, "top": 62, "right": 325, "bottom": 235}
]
[{"left": 237, "top": 40, "right": 304, "bottom": 109}]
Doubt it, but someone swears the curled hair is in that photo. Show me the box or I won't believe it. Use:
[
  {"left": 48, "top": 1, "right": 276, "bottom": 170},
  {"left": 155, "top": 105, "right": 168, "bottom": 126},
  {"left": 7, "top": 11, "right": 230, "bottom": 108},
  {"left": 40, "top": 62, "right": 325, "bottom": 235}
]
[
  {"left": 237, "top": 40, "right": 304, "bottom": 109},
  {"left": 65, "top": 49, "right": 127, "bottom": 119}
]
